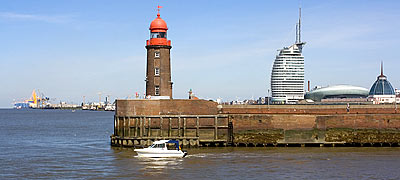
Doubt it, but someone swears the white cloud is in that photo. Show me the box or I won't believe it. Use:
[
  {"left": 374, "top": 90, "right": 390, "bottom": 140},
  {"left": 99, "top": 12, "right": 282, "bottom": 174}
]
[{"left": 0, "top": 12, "right": 76, "bottom": 23}]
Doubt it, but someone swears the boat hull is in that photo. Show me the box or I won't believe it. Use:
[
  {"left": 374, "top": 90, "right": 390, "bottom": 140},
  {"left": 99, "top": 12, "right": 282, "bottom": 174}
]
[{"left": 134, "top": 149, "right": 187, "bottom": 158}]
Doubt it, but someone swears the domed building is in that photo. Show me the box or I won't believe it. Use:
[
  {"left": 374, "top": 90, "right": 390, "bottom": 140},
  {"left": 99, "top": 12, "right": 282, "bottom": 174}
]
[
  {"left": 368, "top": 63, "right": 396, "bottom": 104},
  {"left": 304, "top": 85, "right": 369, "bottom": 102}
]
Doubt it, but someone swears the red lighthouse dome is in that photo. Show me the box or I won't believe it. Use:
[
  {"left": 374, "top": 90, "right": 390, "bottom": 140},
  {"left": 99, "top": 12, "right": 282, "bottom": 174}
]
[{"left": 150, "top": 13, "right": 168, "bottom": 32}]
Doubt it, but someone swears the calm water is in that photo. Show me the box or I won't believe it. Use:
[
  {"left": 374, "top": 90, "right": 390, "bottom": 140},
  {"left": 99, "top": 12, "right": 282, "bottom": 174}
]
[{"left": 1, "top": 109, "right": 400, "bottom": 179}]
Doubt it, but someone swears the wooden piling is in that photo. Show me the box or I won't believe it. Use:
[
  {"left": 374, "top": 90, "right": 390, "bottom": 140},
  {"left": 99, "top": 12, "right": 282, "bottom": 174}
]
[
  {"left": 115, "top": 117, "right": 118, "bottom": 136},
  {"left": 214, "top": 116, "right": 218, "bottom": 140},
  {"left": 113, "top": 116, "right": 116, "bottom": 136},
  {"left": 168, "top": 118, "right": 172, "bottom": 137},
  {"left": 139, "top": 117, "right": 143, "bottom": 137},
  {"left": 135, "top": 118, "right": 138, "bottom": 137},
  {"left": 196, "top": 116, "right": 199, "bottom": 137},
  {"left": 128, "top": 117, "right": 131, "bottom": 137},
  {"left": 183, "top": 118, "right": 187, "bottom": 137},
  {"left": 178, "top": 116, "right": 181, "bottom": 137},
  {"left": 143, "top": 117, "right": 147, "bottom": 137},
  {"left": 160, "top": 117, "right": 163, "bottom": 137},
  {"left": 148, "top": 118, "right": 151, "bottom": 137},
  {"left": 112, "top": 115, "right": 229, "bottom": 147},
  {"left": 122, "top": 117, "right": 125, "bottom": 137}
]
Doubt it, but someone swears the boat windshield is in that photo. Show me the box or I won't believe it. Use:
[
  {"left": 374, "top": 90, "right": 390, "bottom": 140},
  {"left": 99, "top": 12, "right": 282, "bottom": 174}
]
[
  {"left": 167, "top": 143, "right": 178, "bottom": 150},
  {"left": 150, "top": 143, "right": 165, "bottom": 149}
]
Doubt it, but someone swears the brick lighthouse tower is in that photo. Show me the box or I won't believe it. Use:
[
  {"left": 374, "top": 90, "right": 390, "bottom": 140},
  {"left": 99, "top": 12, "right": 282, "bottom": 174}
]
[{"left": 145, "top": 7, "right": 173, "bottom": 99}]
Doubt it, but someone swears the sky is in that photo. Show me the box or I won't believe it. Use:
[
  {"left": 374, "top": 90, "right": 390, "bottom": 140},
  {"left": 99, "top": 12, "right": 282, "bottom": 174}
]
[{"left": 1, "top": 0, "right": 400, "bottom": 107}]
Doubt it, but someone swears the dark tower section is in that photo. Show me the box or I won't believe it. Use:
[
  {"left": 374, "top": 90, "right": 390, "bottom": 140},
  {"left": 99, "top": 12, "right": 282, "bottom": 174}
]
[{"left": 145, "top": 11, "right": 173, "bottom": 98}]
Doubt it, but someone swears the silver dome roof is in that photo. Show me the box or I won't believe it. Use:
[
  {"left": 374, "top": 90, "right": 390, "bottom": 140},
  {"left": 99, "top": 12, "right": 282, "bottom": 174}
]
[{"left": 369, "top": 62, "right": 395, "bottom": 96}]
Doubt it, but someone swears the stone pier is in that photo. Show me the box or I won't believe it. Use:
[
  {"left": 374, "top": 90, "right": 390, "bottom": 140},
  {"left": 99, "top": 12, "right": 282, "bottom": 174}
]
[{"left": 111, "top": 101, "right": 400, "bottom": 148}]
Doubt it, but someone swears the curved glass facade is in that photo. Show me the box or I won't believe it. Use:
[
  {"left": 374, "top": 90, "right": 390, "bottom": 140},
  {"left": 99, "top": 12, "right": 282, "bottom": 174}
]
[
  {"left": 369, "top": 76, "right": 395, "bottom": 95},
  {"left": 271, "top": 43, "right": 305, "bottom": 103}
]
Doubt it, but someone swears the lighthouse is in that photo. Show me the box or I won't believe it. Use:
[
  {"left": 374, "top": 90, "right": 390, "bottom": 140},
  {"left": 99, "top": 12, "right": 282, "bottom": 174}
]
[{"left": 145, "top": 7, "right": 173, "bottom": 99}]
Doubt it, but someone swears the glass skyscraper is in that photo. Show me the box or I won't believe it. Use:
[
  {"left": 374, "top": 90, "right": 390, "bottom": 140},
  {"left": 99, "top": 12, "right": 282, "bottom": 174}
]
[{"left": 271, "top": 8, "right": 305, "bottom": 104}]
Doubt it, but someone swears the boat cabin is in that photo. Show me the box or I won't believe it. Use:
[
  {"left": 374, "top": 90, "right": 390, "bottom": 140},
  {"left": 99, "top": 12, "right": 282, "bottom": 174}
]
[{"left": 149, "top": 140, "right": 180, "bottom": 150}]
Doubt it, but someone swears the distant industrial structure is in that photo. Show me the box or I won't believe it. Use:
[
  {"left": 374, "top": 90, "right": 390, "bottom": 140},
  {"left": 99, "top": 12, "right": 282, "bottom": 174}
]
[
  {"left": 13, "top": 89, "right": 115, "bottom": 111},
  {"left": 13, "top": 89, "right": 80, "bottom": 109},
  {"left": 13, "top": 89, "right": 51, "bottom": 109},
  {"left": 271, "top": 8, "right": 305, "bottom": 104}
]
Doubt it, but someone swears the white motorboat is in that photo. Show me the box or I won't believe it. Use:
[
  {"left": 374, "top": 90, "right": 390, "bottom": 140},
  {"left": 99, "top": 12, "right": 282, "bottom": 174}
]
[{"left": 134, "top": 140, "right": 188, "bottom": 158}]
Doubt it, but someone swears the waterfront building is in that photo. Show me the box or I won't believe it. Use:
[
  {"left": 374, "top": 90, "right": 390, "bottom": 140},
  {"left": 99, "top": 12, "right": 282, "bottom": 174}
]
[
  {"left": 145, "top": 7, "right": 173, "bottom": 99},
  {"left": 271, "top": 8, "right": 305, "bottom": 104},
  {"left": 304, "top": 85, "right": 369, "bottom": 102},
  {"left": 368, "top": 62, "right": 396, "bottom": 104}
]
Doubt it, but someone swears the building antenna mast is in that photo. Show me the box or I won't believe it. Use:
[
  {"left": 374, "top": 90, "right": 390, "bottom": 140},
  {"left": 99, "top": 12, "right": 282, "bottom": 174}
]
[{"left": 296, "top": 7, "right": 301, "bottom": 44}]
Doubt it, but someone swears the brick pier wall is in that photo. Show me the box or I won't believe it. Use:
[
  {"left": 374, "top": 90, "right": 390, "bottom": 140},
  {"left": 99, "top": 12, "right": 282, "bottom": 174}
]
[
  {"left": 230, "top": 114, "right": 400, "bottom": 131},
  {"left": 229, "top": 113, "right": 400, "bottom": 145},
  {"left": 221, "top": 104, "right": 399, "bottom": 115},
  {"left": 116, "top": 99, "right": 218, "bottom": 116},
  {"left": 113, "top": 101, "right": 400, "bottom": 146}
]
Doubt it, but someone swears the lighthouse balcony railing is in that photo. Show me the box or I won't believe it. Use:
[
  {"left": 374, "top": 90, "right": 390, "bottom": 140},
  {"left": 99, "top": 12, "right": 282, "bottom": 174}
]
[{"left": 146, "top": 39, "right": 171, "bottom": 46}]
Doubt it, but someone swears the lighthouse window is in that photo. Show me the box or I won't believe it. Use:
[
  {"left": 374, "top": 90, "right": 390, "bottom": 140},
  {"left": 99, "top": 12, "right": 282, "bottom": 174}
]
[
  {"left": 155, "top": 52, "right": 160, "bottom": 58},
  {"left": 155, "top": 86, "right": 160, "bottom": 96},
  {"left": 151, "top": 32, "right": 167, "bottom": 39},
  {"left": 155, "top": 68, "right": 160, "bottom": 76}
]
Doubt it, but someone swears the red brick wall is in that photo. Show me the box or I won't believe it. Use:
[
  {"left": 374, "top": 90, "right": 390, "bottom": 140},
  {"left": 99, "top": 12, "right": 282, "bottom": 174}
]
[
  {"left": 316, "top": 114, "right": 400, "bottom": 129},
  {"left": 221, "top": 104, "right": 398, "bottom": 115},
  {"left": 116, "top": 99, "right": 218, "bottom": 116},
  {"left": 231, "top": 114, "right": 316, "bottom": 131},
  {"left": 231, "top": 114, "right": 400, "bottom": 131}
]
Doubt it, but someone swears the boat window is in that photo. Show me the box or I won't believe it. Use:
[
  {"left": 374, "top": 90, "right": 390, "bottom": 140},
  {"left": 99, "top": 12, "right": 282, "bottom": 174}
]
[
  {"left": 167, "top": 143, "right": 177, "bottom": 150},
  {"left": 152, "top": 143, "right": 165, "bottom": 148}
]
